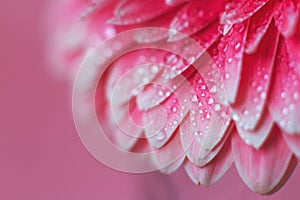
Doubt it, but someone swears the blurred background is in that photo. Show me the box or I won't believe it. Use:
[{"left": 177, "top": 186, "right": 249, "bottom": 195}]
[{"left": 1, "top": 1, "right": 300, "bottom": 199}]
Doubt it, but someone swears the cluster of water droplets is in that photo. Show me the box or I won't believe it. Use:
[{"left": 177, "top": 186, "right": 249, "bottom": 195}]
[
  {"left": 220, "top": 0, "right": 268, "bottom": 25},
  {"left": 169, "top": 1, "right": 215, "bottom": 40},
  {"left": 272, "top": 54, "right": 300, "bottom": 133}
]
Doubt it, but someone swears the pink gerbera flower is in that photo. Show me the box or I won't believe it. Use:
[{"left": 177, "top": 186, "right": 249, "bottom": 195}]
[{"left": 47, "top": 0, "right": 300, "bottom": 194}]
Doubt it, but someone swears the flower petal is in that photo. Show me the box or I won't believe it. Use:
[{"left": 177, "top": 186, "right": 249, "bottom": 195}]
[
  {"left": 232, "top": 126, "right": 295, "bottom": 194},
  {"left": 134, "top": 9, "right": 180, "bottom": 43},
  {"left": 220, "top": 0, "right": 270, "bottom": 25},
  {"left": 151, "top": 129, "right": 186, "bottom": 174},
  {"left": 285, "top": 14, "right": 300, "bottom": 76},
  {"left": 236, "top": 110, "right": 274, "bottom": 149},
  {"left": 190, "top": 72, "right": 232, "bottom": 151},
  {"left": 108, "top": 0, "right": 172, "bottom": 25},
  {"left": 274, "top": 0, "right": 300, "bottom": 37},
  {"left": 165, "top": 24, "right": 220, "bottom": 77},
  {"left": 244, "top": 0, "right": 275, "bottom": 53},
  {"left": 283, "top": 133, "right": 300, "bottom": 158},
  {"left": 168, "top": 0, "right": 226, "bottom": 41},
  {"left": 184, "top": 136, "right": 233, "bottom": 186},
  {"left": 231, "top": 22, "right": 279, "bottom": 130},
  {"left": 107, "top": 50, "right": 165, "bottom": 107},
  {"left": 98, "top": 97, "right": 142, "bottom": 150},
  {"left": 180, "top": 112, "right": 233, "bottom": 167},
  {"left": 269, "top": 38, "right": 300, "bottom": 133},
  {"left": 217, "top": 21, "right": 248, "bottom": 104},
  {"left": 144, "top": 82, "right": 191, "bottom": 148}
]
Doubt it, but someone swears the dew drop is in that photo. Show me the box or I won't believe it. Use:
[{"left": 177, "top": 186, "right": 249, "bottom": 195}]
[
  {"left": 235, "top": 42, "right": 241, "bottom": 50},
  {"left": 293, "top": 92, "right": 299, "bottom": 100},
  {"left": 191, "top": 95, "right": 198, "bottom": 102},
  {"left": 210, "top": 85, "right": 217, "bottom": 93},
  {"left": 155, "top": 130, "right": 166, "bottom": 141},
  {"left": 172, "top": 107, "right": 177, "bottom": 112},
  {"left": 257, "top": 85, "right": 263, "bottom": 92},
  {"left": 232, "top": 114, "right": 240, "bottom": 121},
  {"left": 158, "top": 90, "right": 164, "bottom": 96},
  {"left": 151, "top": 65, "right": 159, "bottom": 73},
  {"left": 225, "top": 73, "right": 230, "bottom": 79},
  {"left": 282, "top": 108, "right": 289, "bottom": 115},
  {"left": 279, "top": 119, "right": 286, "bottom": 127},
  {"left": 214, "top": 104, "right": 221, "bottom": 111},
  {"left": 243, "top": 109, "right": 249, "bottom": 116},
  {"left": 289, "top": 103, "right": 295, "bottom": 111},
  {"left": 260, "top": 92, "right": 266, "bottom": 99},
  {"left": 251, "top": 81, "right": 257, "bottom": 88},
  {"left": 281, "top": 92, "right": 287, "bottom": 99},
  {"left": 208, "top": 97, "right": 214, "bottom": 105},
  {"left": 206, "top": 113, "right": 211, "bottom": 119}
]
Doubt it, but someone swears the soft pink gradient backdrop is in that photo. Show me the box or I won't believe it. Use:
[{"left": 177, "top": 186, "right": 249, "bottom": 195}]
[{"left": 1, "top": 1, "right": 299, "bottom": 199}]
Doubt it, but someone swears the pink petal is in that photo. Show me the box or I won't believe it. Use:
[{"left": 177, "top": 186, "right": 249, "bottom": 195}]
[
  {"left": 220, "top": 0, "right": 270, "bottom": 25},
  {"left": 107, "top": 50, "right": 165, "bottom": 107},
  {"left": 236, "top": 110, "right": 273, "bottom": 149},
  {"left": 105, "top": 50, "right": 170, "bottom": 150},
  {"left": 164, "top": 24, "right": 220, "bottom": 78},
  {"left": 46, "top": 0, "right": 116, "bottom": 77},
  {"left": 136, "top": 38, "right": 213, "bottom": 109},
  {"left": 180, "top": 107, "right": 233, "bottom": 166},
  {"left": 190, "top": 73, "right": 232, "bottom": 151},
  {"left": 97, "top": 95, "right": 142, "bottom": 150},
  {"left": 283, "top": 133, "right": 300, "bottom": 158},
  {"left": 108, "top": 0, "right": 172, "bottom": 25},
  {"left": 134, "top": 8, "right": 180, "bottom": 43},
  {"left": 232, "top": 126, "right": 295, "bottom": 194},
  {"left": 244, "top": 0, "right": 275, "bottom": 53},
  {"left": 144, "top": 81, "right": 191, "bottom": 149},
  {"left": 231, "top": 22, "right": 279, "bottom": 130},
  {"left": 168, "top": 0, "right": 226, "bottom": 41},
  {"left": 286, "top": 14, "right": 300, "bottom": 76},
  {"left": 184, "top": 136, "right": 233, "bottom": 186},
  {"left": 217, "top": 21, "right": 248, "bottom": 104},
  {"left": 104, "top": 96, "right": 145, "bottom": 150},
  {"left": 269, "top": 38, "right": 300, "bottom": 133},
  {"left": 111, "top": 126, "right": 142, "bottom": 150},
  {"left": 136, "top": 66, "right": 192, "bottom": 110},
  {"left": 151, "top": 129, "right": 186, "bottom": 174},
  {"left": 274, "top": 0, "right": 300, "bottom": 37},
  {"left": 191, "top": 22, "right": 221, "bottom": 50}
]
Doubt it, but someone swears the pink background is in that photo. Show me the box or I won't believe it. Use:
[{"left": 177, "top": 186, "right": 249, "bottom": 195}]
[{"left": 1, "top": 0, "right": 299, "bottom": 199}]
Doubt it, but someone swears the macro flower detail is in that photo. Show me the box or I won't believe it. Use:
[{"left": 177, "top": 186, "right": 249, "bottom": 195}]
[{"left": 48, "top": 0, "right": 300, "bottom": 195}]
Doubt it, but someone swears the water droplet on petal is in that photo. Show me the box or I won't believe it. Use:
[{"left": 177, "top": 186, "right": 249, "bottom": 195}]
[
  {"left": 172, "top": 107, "right": 177, "bottom": 112},
  {"left": 293, "top": 92, "right": 299, "bottom": 100},
  {"left": 282, "top": 108, "right": 289, "bottom": 115},
  {"left": 155, "top": 130, "right": 166, "bottom": 141},
  {"left": 214, "top": 104, "right": 221, "bottom": 111},
  {"left": 191, "top": 95, "right": 198, "bottom": 102},
  {"left": 208, "top": 97, "right": 214, "bottom": 104}
]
